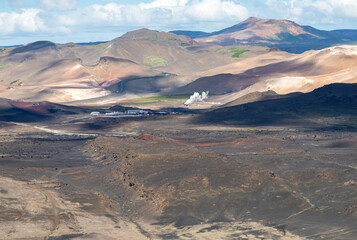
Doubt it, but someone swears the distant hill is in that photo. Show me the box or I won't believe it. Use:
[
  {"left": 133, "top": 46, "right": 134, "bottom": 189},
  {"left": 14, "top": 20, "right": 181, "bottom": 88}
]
[
  {"left": 172, "top": 17, "right": 357, "bottom": 53},
  {"left": 172, "top": 45, "right": 357, "bottom": 97},
  {"left": 0, "top": 29, "right": 240, "bottom": 102},
  {"left": 169, "top": 30, "right": 211, "bottom": 39},
  {"left": 202, "top": 83, "right": 357, "bottom": 127},
  {"left": 0, "top": 98, "right": 84, "bottom": 122},
  {"left": 9, "top": 41, "right": 56, "bottom": 55},
  {"left": 76, "top": 41, "right": 108, "bottom": 46},
  {"left": 1, "top": 24, "right": 357, "bottom": 105},
  {"left": 222, "top": 90, "right": 302, "bottom": 107}
]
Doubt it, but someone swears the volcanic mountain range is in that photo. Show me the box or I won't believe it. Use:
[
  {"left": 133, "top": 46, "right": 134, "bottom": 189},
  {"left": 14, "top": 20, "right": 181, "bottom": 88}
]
[
  {"left": 1, "top": 17, "right": 357, "bottom": 240},
  {"left": 172, "top": 17, "right": 357, "bottom": 53},
  {"left": 0, "top": 17, "right": 356, "bottom": 106}
]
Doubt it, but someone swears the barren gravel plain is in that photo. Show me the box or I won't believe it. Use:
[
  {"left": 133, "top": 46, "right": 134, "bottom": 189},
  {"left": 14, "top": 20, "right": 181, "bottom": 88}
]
[{"left": 0, "top": 112, "right": 356, "bottom": 240}]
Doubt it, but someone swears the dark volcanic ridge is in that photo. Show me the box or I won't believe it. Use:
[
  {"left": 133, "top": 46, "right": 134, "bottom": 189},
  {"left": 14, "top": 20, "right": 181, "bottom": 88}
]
[
  {"left": 0, "top": 99, "right": 86, "bottom": 122},
  {"left": 222, "top": 90, "right": 302, "bottom": 107},
  {"left": 201, "top": 83, "right": 357, "bottom": 127}
]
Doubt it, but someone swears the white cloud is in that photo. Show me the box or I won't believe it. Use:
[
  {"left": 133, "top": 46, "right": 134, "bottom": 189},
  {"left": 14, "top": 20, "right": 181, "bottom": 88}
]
[
  {"left": 186, "top": 0, "right": 249, "bottom": 21},
  {"left": 1, "top": 0, "right": 356, "bottom": 45},
  {"left": 139, "top": 0, "right": 249, "bottom": 23},
  {"left": 0, "top": 1, "right": 249, "bottom": 39},
  {"left": 40, "top": 0, "right": 77, "bottom": 11},
  {"left": 327, "top": 0, "right": 357, "bottom": 19},
  {"left": 139, "top": 0, "right": 190, "bottom": 9},
  {"left": 65, "top": 0, "right": 249, "bottom": 27},
  {"left": 265, "top": 0, "right": 357, "bottom": 25},
  {"left": 49, "top": 0, "right": 250, "bottom": 30},
  {"left": 0, "top": 8, "right": 46, "bottom": 34},
  {"left": 138, "top": 0, "right": 189, "bottom": 24}
]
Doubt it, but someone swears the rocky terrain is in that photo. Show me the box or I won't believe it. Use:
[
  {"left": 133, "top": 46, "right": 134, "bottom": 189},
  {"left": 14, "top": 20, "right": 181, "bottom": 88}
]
[
  {"left": 0, "top": 16, "right": 356, "bottom": 240},
  {"left": 0, "top": 100, "right": 356, "bottom": 239}
]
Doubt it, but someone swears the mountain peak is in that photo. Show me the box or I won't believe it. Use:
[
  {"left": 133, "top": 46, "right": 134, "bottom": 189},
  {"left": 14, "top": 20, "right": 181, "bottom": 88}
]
[
  {"left": 240, "top": 17, "right": 297, "bottom": 27},
  {"left": 119, "top": 28, "right": 159, "bottom": 40},
  {"left": 244, "top": 17, "right": 262, "bottom": 22},
  {"left": 192, "top": 17, "right": 327, "bottom": 52},
  {"left": 115, "top": 28, "right": 197, "bottom": 46},
  {"left": 9, "top": 41, "right": 56, "bottom": 55}
]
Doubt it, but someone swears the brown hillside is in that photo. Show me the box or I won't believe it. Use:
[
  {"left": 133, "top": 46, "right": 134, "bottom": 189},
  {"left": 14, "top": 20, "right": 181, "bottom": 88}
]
[
  {"left": 195, "top": 17, "right": 317, "bottom": 45},
  {"left": 174, "top": 45, "right": 357, "bottom": 105}
]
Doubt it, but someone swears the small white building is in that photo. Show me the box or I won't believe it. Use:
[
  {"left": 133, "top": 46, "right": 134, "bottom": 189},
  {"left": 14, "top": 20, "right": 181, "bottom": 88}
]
[{"left": 127, "top": 110, "right": 149, "bottom": 115}]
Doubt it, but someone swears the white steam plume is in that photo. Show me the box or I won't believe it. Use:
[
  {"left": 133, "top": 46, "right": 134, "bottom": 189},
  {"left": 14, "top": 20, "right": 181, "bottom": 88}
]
[{"left": 184, "top": 91, "right": 209, "bottom": 105}]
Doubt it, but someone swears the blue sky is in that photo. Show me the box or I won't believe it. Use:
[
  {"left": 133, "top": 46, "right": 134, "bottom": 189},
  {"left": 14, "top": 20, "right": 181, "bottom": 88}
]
[{"left": 0, "top": 0, "right": 356, "bottom": 46}]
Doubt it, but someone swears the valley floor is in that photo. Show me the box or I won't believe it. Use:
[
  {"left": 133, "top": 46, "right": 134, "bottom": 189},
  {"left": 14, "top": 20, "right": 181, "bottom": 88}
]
[{"left": 0, "top": 114, "right": 356, "bottom": 239}]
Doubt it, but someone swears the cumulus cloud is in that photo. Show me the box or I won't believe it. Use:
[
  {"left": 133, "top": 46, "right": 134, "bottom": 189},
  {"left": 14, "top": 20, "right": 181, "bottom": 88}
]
[
  {"left": 265, "top": 0, "right": 357, "bottom": 25},
  {"left": 0, "top": 0, "right": 250, "bottom": 39},
  {"left": 65, "top": 0, "right": 249, "bottom": 27},
  {"left": 327, "top": 0, "right": 357, "bottom": 19},
  {"left": 0, "top": 8, "right": 46, "bottom": 34},
  {"left": 0, "top": 0, "right": 356, "bottom": 44},
  {"left": 186, "top": 0, "right": 249, "bottom": 21},
  {"left": 140, "top": 0, "right": 190, "bottom": 9},
  {"left": 40, "top": 0, "right": 77, "bottom": 11}
]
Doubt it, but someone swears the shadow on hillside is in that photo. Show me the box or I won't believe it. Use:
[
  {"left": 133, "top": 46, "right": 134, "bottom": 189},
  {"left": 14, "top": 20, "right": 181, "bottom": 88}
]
[
  {"left": 195, "top": 83, "right": 357, "bottom": 129},
  {"left": 0, "top": 109, "right": 51, "bottom": 123},
  {"left": 173, "top": 58, "right": 315, "bottom": 95}
]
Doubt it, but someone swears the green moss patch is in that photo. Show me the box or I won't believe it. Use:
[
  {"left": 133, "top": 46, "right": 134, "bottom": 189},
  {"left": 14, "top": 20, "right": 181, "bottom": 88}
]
[
  {"left": 145, "top": 55, "right": 167, "bottom": 67},
  {"left": 216, "top": 47, "right": 250, "bottom": 58},
  {"left": 10, "top": 79, "right": 19, "bottom": 85},
  {"left": 227, "top": 47, "right": 250, "bottom": 58}
]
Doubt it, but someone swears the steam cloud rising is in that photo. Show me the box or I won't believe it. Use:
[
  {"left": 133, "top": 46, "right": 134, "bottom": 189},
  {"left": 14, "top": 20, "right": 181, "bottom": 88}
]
[{"left": 184, "top": 91, "right": 209, "bottom": 105}]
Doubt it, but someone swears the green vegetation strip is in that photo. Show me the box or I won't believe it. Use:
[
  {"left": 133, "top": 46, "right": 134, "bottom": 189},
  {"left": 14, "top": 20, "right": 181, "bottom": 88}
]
[
  {"left": 145, "top": 55, "right": 167, "bottom": 67},
  {"left": 10, "top": 80, "right": 19, "bottom": 85},
  {"left": 227, "top": 47, "right": 250, "bottom": 58},
  {"left": 217, "top": 47, "right": 250, "bottom": 58}
]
